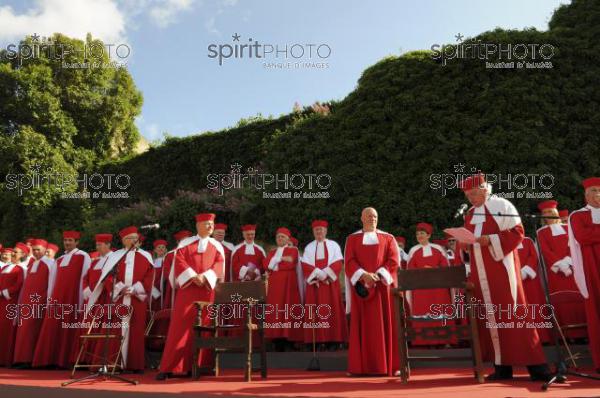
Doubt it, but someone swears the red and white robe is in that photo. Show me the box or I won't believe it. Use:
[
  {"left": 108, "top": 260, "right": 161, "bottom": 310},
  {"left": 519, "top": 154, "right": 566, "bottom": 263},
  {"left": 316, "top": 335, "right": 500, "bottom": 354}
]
[
  {"left": 231, "top": 242, "right": 266, "bottom": 281},
  {"left": 0, "top": 260, "right": 27, "bottom": 366},
  {"left": 159, "top": 236, "right": 224, "bottom": 375},
  {"left": 344, "top": 229, "right": 399, "bottom": 376},
  {"left": 517, "top": 237, "right": 552, "bottom": 343},
  {"left": 88, "top": 248, "right": 154, "bottom": 371},
  {"left": 301, "top": 239, "right": 347, "bottom": 344},
  {"left": 33, "top": 248, "right": 91, "bottom": 368},
  {"left": 406, "top": 243, "right": 455, "bottom": 346},
  {"left": 263, "top": 246, "right": 303, "bottom": 341},
  {"left": 464, "top": 196, "right": 546, "bottom": 366},
  {"left": 569, "top": 205, "right": 600, "bottom": 369},
  {"left": 537, "top": 224, "right": 587, "bottom": 338},
  {"left": 13, "top": 256, "right": 54, "bottom": 364},
  {"left": 218, "top": 241, "right": 234, "bottom": 282}
]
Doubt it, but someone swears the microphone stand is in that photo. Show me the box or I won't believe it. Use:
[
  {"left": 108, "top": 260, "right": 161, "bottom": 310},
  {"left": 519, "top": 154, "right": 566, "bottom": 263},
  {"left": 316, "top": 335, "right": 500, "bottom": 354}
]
[{"left": 63, "top": 239, "right": 140, "bottom": 386}]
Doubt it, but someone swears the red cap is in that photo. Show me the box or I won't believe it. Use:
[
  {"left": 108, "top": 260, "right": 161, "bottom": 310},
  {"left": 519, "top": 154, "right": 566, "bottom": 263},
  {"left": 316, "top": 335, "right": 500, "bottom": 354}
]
[
  {"left": 25, "top": 238, "right": 34, "bottom": 244},
  {"left": 15, "top": 242, "right": 29, "bottom": 254},
  {"left": 311, "top": 220, "right": 328, "bottom": 229},
  {"left": 30, "top": 239, "right": 48, "bottom": 248},
  {"left": 195, "top": 213, "right": 216, "bottom": 222},
  {"left": 47, "top": 243, "right": 59, "bottom": 253},
  {"left": 459, "top": 173, "right": 486, "bottom": 192},
  {"left": 174, "top": 230, "right": 193, "bottom": 242},
  {"left": 433, "top": 239, "right": 448, "bottom": 247},
  {"left": 2, "top": 247, "right": 14, "bottom": 253},
  {"left": 119, "top": 226, "right": 138, "bottom": 239},
  {"left": 153, "top": 239, "right": 168, "bottom": 248},
  {"left": 276, "top": 227, "right": 291, "bottom": 238},
  {"left": 63, "top": 230, "right": 81, "bottom": 240},
  {"left": 558, "top": 209, "right": 569, "bottom": 218},
  {"left": 290, "top": 237, "right": 299, "bottom": 247},
  {"left": 241, "top": 224, "right": 256, "bottom": 232},
  {"left": 582, "top": 177, "right": 600, "bottom": 190},
  {"left": 89, "top": 251, "right": 100, "bottom": 259},
  {"left": 95, "top": 233, "right": 113, "bottom": 243},
  {"left": 416, "top": 222, "right": 433, "bottom": 235},
  {"left": 538, "top": 200, "right": 558, "bottom": 211},
  {"left": 214, "top": 223, "right": 228, "bottom": 231},
  {"left": 395, "top": 236, "right": 406, "bottom": 245}
]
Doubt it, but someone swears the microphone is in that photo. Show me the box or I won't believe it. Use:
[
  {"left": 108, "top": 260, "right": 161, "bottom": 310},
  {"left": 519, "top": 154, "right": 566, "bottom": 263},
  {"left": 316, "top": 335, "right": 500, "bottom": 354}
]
[
  {"left": 140, "top": 223, "right": 160, "bottom": 230},
  {"left": 454, "top": 203, "right": 468, "bottom": 219}
]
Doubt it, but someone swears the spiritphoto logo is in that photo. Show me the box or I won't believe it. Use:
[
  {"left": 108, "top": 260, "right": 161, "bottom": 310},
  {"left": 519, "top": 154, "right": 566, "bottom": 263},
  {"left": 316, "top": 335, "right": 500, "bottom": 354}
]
[
  {"left": 4, "top": 163, "right": 131, "bottom": 199},
  {"left": 206, "top": 163, "right": 332, "bottom": 199},
  {"left": 431, "top": 33, "right": 555, "bottom": 69},
  {"left": 429, "top": 164, "right": 555, "bottom": 197},
  {"left": 207, "top": 33, "right": 331, "bottom": 69},
  {"left": 2, "top": 33, "right": 131, "bottom": 69}
]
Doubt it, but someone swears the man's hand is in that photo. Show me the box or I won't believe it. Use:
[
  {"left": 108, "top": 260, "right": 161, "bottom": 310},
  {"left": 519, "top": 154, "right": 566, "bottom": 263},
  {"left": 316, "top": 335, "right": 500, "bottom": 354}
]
[
  {"left": 476, "top": 235, "right": 490, "bottom": 246},
  {"left": 245, "top": 268, "right": 257, "bottom": 281},
  {"left": 360, "top": 272, "right": 380, "bottom": 288},
  {"left": 195, "top": 274, "right": 207, "bottom": 287},
  {"left": 123, "top": 286, "right": 134, "bottom": 296}
]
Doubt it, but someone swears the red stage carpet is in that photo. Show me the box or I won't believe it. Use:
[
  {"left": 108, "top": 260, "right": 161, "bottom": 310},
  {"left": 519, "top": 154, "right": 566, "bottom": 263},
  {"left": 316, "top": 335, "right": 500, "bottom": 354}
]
[{"left": 1, "top": 368, "right": 599, "bottom": 398}]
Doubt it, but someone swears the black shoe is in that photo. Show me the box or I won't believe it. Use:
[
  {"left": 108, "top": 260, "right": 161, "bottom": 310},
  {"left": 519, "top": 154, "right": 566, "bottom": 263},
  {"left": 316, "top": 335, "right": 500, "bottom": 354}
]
[
  {"left": 485, "top": 365, "right": 513, "bottom": 381},
  {"left": 527, "top": 364, "right": 553, "bottom": 382},
  {"left": 155, "top": 372, "right": 171, "bottom": 381}
]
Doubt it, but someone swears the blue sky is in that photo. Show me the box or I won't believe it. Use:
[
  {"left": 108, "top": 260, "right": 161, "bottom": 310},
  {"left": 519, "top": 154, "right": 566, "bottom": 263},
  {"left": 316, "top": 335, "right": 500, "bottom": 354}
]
[{"left": 0, "top": 0, "right": 569, "bottom": 141}]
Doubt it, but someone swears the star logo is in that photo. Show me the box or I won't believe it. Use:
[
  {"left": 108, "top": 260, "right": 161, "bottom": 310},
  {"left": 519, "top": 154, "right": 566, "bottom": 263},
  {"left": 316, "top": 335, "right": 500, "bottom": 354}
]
[
  {"left": 453, "top": 292, "right": 465, "bottom": 304},
  {"left": 232, "top": 33, "right": 241, "bottom": 42},
  {"left": 30, "top": 293, "right": 41, "bottom": 303},
  {"left": 31, "top": 33, "right": 40, "bottom": 42},
  {"left": 455, "top": 33, "right": 464, "bottom": 42},
  {"left": 453, "top": 163, "right": 466, "bottom": 173},
  {"left": 230, "top": 293, "right": 242, "bottom": 303},
  {"left": 231, "top": 163, "right": 242, "bottom": 174}
]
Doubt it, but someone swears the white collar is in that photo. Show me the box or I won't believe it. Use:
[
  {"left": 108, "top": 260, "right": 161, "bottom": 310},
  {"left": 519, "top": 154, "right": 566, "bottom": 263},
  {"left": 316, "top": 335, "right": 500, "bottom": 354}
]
[
  {"left": 362, "top": 230, "right": 379, "bottom": 245},
  {"left": 586, "top": 204, "right": 600, "bottom": 224}
]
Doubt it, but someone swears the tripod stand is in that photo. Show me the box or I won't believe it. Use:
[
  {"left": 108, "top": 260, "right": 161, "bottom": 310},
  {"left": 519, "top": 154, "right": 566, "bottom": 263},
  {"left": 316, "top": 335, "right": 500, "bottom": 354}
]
[
  {"left": 62, "top": 242, "right": 140, "bottom": 386},
  {"left": 526, "top": 214, "right": 600, "bottom": 391}
]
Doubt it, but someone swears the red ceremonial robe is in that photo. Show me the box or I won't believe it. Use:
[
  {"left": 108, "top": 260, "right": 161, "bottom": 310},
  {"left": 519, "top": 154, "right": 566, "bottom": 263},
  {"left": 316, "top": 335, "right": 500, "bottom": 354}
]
[
  {"left": 263, "top": 246, "right": 303, "bottom": 341},
  {"left": 406, "top": 243, "right": 455, "bottom": 346},
  {"left": 163, "top": 250, "right": 177, "bottom": 310},
  {"left": 231, "top": 242, "right": 266, "bottom": 281},
  {"left": 13, "top": 256, "right": 54, "bottom": 364},
  {"left": 517, "top": 238, "right": 552, "bottom": 343},
  {"left": 301, "top": 239, "right": 347, "bottom": 343},
  {"left": 159, "top": 236, "right": 224, "bottom": 374},
  {"left": 344, "top": 229, "right": 399, "bottom": 376},
  {"left": 32, "top": 248, "right": 91, "bottom": 368},
  {"left": 0, "top": 261, "right": 27, "bottom": 366},
  {"left": 90, "top": 249, "right": 154, "bottom": 371},
  {"left": 464, "top": 196, "right": 546, "bottom": 366},
  {"left": 150, "top": 256, "right": 165, "bottom": 311},
  {"left": 537, "top": 224, "right": 587, "bottom": 338},
  {"left": 569, "top": 205, "right": 600, "bottom": 369},
  {"left": 219, "top": 241, "right": 234, "bottom": 282},
  {"left": 80, "top": 254, "right": 110, "bottom": 363}
]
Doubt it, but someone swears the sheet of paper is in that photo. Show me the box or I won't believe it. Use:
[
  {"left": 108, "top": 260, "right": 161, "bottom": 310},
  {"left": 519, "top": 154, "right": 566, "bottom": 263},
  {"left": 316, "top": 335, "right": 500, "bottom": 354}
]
[{"left": 443, "top": 227, "right": 476, "bottom": 244}]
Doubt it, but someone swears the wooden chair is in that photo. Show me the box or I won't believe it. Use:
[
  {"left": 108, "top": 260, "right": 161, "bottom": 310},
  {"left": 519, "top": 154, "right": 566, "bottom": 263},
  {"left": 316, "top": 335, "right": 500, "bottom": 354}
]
[
  {"left": 192, "top": 280, "right": 267, "bottom": 381},
  {"left": 144, "top": 308, "right": 171, "bottom": 369},
  {"left": 392, "top": 265, "right": 484, "bottom": 384}
]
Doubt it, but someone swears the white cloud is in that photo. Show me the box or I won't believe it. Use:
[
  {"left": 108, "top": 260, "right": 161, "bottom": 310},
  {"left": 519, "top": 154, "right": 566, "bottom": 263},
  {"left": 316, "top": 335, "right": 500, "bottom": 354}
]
[
  {"left": 0, "top": 0, "right": 126, "bottom": 44},
  {"left": 149, "top": 0, "right": 195, "bottom": 28}
]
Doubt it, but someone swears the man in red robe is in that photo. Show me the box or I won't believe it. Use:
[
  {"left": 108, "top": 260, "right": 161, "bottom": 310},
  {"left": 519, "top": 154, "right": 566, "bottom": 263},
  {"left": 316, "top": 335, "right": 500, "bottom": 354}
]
[
  {"left": 559, "top": 209, "right": 569, "bottom": 225},
  {"left": 301, "top": 220, "right": 347, "bottom": 348},
  {"left": 0, "top": 243, "right": 28, "bottom": 366},
  {"left": 156, "top": 213, "right": 224, "bottom": 380},
  {"left": 213, "top": 223, "right": 234, "bottom": 282},
  {"left": 344, "top": 207, "right": 399, "bottom": 376},
  {"left": 264, "top": 227, "right": 303, "bottom": 348},
  {"left": 46, "top": 243, "right": 59, "bottom": 260},
  {"left": 33, "top": 231, "right": 91, "bottom": 369},
  {"left": 536, "top": 200, "right": 587, "bottom": 339},
  {"left": 517, "top": 236, "right": 552, "bottom": 344},
  {"left": 406, "top": 223, "right": 455, "bottom": 347},
  {"left": 395, "top": 236, "right": 408, "bottom": 271},
  {"left": 13, "top": 239, "right": 54, "bottom": 367},
  {"left": 569, "top": 177, "right": 600, "bottom": 372},
  {"left": 150, "top": 239, "right": 168, "bottom": 311},
  {"left": 231, "top": 225, "right": 266, "bottom": 282},
  {"left": 459, "top": 174, "right": 551, "bottom": 381},
  {"left": 87, "top": 226, "right": 154, "bottom": 372}
]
